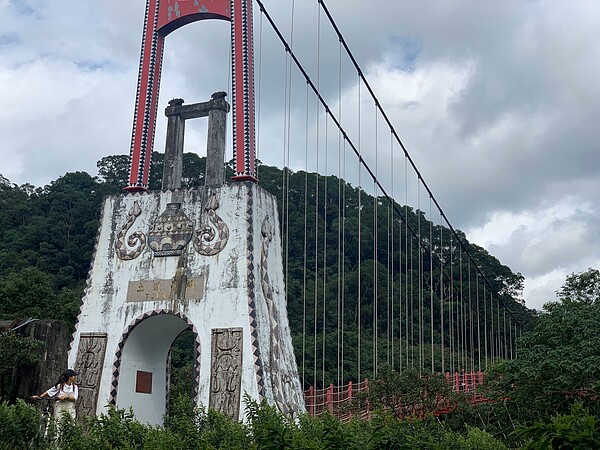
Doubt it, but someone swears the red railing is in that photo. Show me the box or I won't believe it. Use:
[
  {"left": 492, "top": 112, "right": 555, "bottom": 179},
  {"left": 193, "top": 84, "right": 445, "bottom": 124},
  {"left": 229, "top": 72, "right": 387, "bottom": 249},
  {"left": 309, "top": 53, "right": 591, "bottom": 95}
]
[
  {"left": 304, "top": 371, "right": 486, "bottom": 420},
  {"left": 304, "top": 379, "right": 370, "bottom": 421}
]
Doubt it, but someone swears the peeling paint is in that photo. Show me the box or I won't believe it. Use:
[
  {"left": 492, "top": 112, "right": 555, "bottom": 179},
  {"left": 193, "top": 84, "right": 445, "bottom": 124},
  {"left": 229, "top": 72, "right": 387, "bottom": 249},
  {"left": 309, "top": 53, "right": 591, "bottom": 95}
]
[{"left": 69, "top": 185, "right": 305, "bottom": 425}]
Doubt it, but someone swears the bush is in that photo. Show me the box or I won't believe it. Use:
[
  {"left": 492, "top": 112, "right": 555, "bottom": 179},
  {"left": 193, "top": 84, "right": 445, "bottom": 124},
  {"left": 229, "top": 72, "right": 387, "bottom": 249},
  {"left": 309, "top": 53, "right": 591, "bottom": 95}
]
[
  {"left": 0, "top": 396, "right": 521, "bottom": 449},
  {"left": 0, "top": 400, "right": 48, "bottom": 450},
  {"left": 515, "top": 402, "right": 600, "bottom": 449}
]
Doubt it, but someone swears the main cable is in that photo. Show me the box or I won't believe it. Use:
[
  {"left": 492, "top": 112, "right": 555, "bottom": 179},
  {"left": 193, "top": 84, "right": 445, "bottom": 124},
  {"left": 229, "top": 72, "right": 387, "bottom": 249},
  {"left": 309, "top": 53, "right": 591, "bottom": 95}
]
[
  {"left": 316, "top": 0, "right": 524, "bottom": 329},
  {"left": 255, "top": 0, "right": 517, "bottom": 340}
]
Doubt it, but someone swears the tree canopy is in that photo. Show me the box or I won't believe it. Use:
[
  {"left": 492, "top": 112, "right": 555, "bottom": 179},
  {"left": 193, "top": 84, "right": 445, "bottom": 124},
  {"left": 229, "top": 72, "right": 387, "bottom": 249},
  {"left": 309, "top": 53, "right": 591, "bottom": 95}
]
[{"left": 485, "top": 268, "right": 600, "bottom": 417}]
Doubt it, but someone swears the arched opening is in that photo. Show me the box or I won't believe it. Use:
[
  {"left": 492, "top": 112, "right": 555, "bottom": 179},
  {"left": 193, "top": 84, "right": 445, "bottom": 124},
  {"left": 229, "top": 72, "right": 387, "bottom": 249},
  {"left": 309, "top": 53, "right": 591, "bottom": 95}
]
[
  {"left": 111, "top": 311, "right": 200, "bottom": 425},
  {"left": 166, "top": 329, "right": 197, "bottom": 419}
]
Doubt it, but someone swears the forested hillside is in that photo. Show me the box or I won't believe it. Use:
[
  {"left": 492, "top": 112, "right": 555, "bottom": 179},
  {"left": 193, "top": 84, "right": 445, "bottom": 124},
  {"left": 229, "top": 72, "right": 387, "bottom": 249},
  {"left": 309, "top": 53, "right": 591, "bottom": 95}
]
[
  {"left": 0, "top": 154, "right": 533, "bottom": 384},
  {"left": 5, "top": 155, "right": 600, "bottom": 448}
]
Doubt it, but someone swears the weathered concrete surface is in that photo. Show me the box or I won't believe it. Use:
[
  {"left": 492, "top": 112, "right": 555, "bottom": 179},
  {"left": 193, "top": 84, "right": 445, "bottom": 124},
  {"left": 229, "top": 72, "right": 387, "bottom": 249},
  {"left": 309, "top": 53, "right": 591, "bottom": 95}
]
[
  {"left": 70, "top": 184, "right": 305, "bottom": 424},
  {"left": 9, "top": 320, "right": 70, "bottom": 402},
  {"left": 162, "top": 93, "right": 230, "bottom": 190}
]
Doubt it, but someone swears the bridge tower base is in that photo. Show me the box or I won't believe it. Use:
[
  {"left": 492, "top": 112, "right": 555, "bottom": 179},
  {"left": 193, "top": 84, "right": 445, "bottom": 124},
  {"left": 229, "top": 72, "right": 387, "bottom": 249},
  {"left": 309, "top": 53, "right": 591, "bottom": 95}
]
[{"left": 69, "top": 182, "right": 304, "bottom": 424}]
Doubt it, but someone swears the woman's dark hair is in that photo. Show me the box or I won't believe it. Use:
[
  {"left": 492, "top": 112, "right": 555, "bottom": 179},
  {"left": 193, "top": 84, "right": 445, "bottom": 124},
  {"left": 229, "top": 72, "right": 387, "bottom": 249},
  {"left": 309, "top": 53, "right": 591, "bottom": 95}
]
[
  {"left": 54, "top": 374, "right": 66, "bottom": 389},
  {"left": 54, "top": 369, "right": 78, "bottom": 388}
]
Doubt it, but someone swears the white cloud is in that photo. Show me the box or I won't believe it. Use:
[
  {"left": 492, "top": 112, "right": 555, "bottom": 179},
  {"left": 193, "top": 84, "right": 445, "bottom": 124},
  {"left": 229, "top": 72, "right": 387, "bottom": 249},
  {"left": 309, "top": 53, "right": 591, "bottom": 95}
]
[
  {"left": 466, "top": 197, "right": 600, "bottom": 309},
  {"left": 1, "top": 0, "right": 600, "bottom": 313}
]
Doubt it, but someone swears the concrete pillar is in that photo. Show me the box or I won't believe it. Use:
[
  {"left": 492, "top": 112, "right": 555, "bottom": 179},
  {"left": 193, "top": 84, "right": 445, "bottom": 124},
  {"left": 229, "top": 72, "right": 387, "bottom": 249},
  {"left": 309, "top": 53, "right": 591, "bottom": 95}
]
[
  {"left": 162, "top": 98, "right": 186, "bottom": 190},
  {"left": 205, "top": 92, "right": 229, "bottom": 188},
  {"left": 161, "top": 94, "right": 230, "bottom": 191}
]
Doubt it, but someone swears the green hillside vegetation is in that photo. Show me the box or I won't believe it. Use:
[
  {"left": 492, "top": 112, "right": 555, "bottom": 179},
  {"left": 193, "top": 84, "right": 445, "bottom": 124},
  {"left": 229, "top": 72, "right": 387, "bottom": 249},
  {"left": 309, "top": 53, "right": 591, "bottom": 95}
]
[{"left": 0, "top": 154, "right": 531, "bottom": 379}]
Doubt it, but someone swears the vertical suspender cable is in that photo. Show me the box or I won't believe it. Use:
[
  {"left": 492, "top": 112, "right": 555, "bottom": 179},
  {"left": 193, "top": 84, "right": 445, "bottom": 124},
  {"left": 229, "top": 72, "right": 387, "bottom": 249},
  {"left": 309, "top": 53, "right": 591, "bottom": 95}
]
[
  {"left": 476, "top": 274, "right": 481, "bottom": 372},
  {"left": 509, "top": 316, "right": 513, "bottom": 360},
  {"left": 373, "top": 103, "right": 379, "bottom": 376},
  {"left": 457, "top": 246, "right": 467, "bottom": 371},
  {"left": 302, "top": 85, "right": 309, "bottom": 386},
  {"left": 313, "top": 105, "right": 319, "bottom": 383},
  {"left": 388, "top": 131, "right": 394, "bottom": 368},
  {"left": 357, "top": 75, "right": 362, "bottom": 382},
  {"left": 322, "top": 118, "right": 328, "bottom": 386},
  {"left": 483, "top": 284, "right": 488, "bottom": 369},
  {"left": 312, "top": 1, "right": 321, "bottom": 388},
  {"left": 341, "top": 138, "right": 347, "bottom": 382},
  {"left": 404, "top": 158, "right": 409, "bottom": 369},
  {"left": 492, "top": 290, "right": 497, "bottom": 363},
  {"left": 497, "top": 295, "right": 501, "bottom": 362},
  {"left": 429, "top": 198, "right": 434, "bottom": 372},
  {"left": 503, "top": 309, "right": 507, "bottom": 360},
  {"left": 410, "top": 199, "right": 415, "bottom": 368},
  {"left": 449, "top": 234, "right": 454, "bottom": 374},
  {"left": 418, "top": 182, "right": 423, "bottom": 372},
  {"left": 469, "top": 264, "right": 474, "bottom": 374},
  {"left": 336, "top": 38, "right": 343, "bottom": 386},
  {"left": 317, "top": 1, "right": 328, "bottom": 389},
  {"left": 313, "top": 148, "right": 319, "bottom": 387},
  {"left": 398, "top": 186, "right": 403, "bottom": 371},
  {"left": 439, "top": 210, "right": 445, "bottom": 374},
  {"left": 489, "top": 290, "right": 493, "bottom": 364},
  {"left": 282, "top": 0, "right": 295, "bottom": 324}
]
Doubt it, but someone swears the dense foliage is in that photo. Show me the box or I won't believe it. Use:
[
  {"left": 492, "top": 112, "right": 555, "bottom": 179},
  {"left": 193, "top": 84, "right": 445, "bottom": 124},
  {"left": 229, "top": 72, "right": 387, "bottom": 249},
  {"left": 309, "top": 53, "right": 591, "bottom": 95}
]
[
  {"left": 0, "top": 268, "right": 599, "bottom": 447},
  {"left": 0, "top": 397, "right": 511, "bottom": 450},
  {"left": 484, "top": 268, "right": 600, "bottom": 419}
]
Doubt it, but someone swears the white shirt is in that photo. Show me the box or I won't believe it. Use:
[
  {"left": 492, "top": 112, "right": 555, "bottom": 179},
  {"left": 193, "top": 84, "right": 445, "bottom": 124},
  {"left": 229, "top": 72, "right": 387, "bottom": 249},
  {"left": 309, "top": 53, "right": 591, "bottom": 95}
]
[{"left": 45, "top": 383, "right": 78, "bottom": 400}]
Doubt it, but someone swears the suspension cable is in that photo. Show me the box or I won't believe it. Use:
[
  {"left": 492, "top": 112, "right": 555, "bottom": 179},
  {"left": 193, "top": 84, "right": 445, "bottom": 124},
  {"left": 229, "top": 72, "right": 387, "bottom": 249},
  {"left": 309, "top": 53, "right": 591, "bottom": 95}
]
[
  {"left": 255, "top": 1, "right": 516, "bottom": 342},
  {"left": 316, "top": 0, "right": 524, "bottom": 329},
  {"left": 254, "top": 1, "right": 522, "bottom": 380},
  {"left": 357, "top": 74, "right": 362, "bottom": 381},
  {"left": 373, "top": 102, "right": 379, "bottom": 376}
]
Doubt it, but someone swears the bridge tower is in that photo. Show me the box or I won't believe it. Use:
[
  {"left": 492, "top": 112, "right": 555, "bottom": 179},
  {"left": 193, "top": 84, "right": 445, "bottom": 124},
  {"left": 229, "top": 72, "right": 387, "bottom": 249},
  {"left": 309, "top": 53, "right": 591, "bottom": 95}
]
[{"left": 68, "top": 0, "right": 304, "bottom": 424}]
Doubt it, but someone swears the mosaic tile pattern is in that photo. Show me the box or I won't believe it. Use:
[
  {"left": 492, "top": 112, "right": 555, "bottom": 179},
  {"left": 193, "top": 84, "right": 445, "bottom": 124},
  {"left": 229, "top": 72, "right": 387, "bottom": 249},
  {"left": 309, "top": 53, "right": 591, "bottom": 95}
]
[{"left": 245, "top": 184, "right": 265, "bottom": 397}]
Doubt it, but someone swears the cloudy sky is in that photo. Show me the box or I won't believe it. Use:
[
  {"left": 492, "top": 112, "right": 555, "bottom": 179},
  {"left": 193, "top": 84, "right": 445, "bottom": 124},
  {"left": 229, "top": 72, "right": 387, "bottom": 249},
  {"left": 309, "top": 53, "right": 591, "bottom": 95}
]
[{"left": 1, "top": 0, "right": 599, "bottom": 311}]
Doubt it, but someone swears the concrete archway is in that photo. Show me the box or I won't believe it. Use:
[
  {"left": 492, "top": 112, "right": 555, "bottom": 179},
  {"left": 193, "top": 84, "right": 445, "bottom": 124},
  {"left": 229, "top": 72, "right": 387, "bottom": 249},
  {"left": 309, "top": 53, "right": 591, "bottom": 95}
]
[{"left": 109, "top": 310, "right": 200, "bottom": 425}]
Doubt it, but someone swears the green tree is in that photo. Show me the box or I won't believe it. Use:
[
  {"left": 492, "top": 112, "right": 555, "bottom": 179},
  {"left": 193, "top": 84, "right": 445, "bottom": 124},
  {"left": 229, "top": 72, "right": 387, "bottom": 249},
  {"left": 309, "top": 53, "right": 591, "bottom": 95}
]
[
  {"left": 0, "top": 267, "right": 79, "bottom": 323},
  {"left": 0, "top": 332, "right": 42, "bottom": 401},
  {"left": 515, "top": 402, "right": 600, "bottom": 450},
  {"left": 485, "top": 268, "right": 600, "bottom": 418},
  {"left": 557, "top": 268, "right": 600, "bottom": 305}
]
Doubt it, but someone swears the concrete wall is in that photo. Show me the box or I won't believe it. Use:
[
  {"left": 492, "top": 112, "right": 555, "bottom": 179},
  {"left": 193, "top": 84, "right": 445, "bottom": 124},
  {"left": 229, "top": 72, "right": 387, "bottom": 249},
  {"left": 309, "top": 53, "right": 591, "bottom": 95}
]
[
  {"left": 8, "top": 320, "right": 70, "bottom": 402},
  {"left": 69, "top": 183, "right": 304, "bottom": 424}
]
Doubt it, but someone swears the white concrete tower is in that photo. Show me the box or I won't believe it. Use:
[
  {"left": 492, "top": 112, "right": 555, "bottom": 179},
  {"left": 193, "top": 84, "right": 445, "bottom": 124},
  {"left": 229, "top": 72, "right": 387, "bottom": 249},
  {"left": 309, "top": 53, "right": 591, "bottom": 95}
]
[{"left": 68, "top": 95, "right": 305, "bottom": 424}]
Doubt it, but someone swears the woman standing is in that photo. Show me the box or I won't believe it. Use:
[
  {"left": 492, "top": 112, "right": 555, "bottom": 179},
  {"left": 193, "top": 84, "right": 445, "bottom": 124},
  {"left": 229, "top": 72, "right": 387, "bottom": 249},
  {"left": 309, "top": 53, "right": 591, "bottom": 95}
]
[{"left": 32, "top": 369, "right": 79, "bottom": 419}]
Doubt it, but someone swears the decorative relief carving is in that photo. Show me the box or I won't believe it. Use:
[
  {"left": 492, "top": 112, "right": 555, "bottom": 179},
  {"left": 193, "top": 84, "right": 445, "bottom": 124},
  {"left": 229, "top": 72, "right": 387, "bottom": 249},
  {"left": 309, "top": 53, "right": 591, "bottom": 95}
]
[
  {"left": 209, "top": 328, "right": 243, "bottom": 420},
  {"left": 260, "top": 218, "right": 303, "bottom": 417},
  {"left": 149, "top": 203, "right": 193, "bottom": 257},
  {"left": 115, "top": 201, "right": 147, "bottom": 260},
  {"left": 74, "top": 333, "right": 107, "bottom": 417},
  {"left": 194, "top": 192, "right": 229, "bottom": 256}
]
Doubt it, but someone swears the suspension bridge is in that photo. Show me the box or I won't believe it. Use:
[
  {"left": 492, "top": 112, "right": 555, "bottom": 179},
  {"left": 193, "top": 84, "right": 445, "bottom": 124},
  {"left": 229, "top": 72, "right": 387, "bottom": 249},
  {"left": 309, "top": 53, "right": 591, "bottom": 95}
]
[
  {"left": 249, "top": 0, "right": 524, "bottom": 390},
  {"left": 70, "top": 0, "right": 526, "bottom": 423}
]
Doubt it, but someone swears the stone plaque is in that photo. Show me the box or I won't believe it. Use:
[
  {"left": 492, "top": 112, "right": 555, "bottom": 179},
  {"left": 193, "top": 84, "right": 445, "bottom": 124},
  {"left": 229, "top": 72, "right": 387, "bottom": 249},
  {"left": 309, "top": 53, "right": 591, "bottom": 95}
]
[
  {"left": 209, "top": 328, "right": 243, "bottom": 419},
  {"left": 74, "top": 332, "right": 107, "bottom": 418},
  {"left": 126, "top": 276, "right": 205, "bottom": 302}
]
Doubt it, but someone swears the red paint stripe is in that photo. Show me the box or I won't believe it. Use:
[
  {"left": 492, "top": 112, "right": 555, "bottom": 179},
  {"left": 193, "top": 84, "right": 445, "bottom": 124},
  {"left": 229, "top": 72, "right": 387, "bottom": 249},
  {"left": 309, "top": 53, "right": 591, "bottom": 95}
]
[
  {"left": 233, "top": 0, "right": 245, "bottom": 175},
  {"left": 142, "top": 34, "right": 164, "bottom": 187},
  {"left": 129, "top": 0, "right": 160, "bottom": 187}
]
